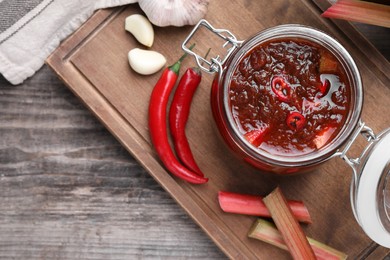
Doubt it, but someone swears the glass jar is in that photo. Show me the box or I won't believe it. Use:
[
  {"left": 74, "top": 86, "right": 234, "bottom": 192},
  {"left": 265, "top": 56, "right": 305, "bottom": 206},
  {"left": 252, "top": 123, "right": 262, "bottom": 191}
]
[
  {"left": 184, "top": 21, "right": 363, "bottom": 174},
  {"left": 182, "top": 20, "right": 390, "bottom": 248}
]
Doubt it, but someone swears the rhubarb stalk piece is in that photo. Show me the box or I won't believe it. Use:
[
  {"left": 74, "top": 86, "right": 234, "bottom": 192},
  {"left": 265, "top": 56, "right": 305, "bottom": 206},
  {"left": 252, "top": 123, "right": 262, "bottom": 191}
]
[
  {"left": 248, "top": 219, "right": 348, "bottom": 260},
  {"left": 263, "top": 187, "right": 316, "bottom": 260},
  {"left": 218, "top": 191, "right": 312, "bottom": 224},
  {"left": 322, "top": 0, "right": 390, "bottom": 28}
]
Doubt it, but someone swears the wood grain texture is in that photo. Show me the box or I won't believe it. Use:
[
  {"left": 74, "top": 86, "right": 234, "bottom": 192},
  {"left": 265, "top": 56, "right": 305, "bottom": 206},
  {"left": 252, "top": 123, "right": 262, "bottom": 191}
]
[
  {"left": 46, "top": 1, "right": 390, "bottom": 258},
  {"left": 1, "top": 0, "right": 389, "bottom": 259},
  {"left": 0, "top": 67, "right": 225, "bottom": 259}
]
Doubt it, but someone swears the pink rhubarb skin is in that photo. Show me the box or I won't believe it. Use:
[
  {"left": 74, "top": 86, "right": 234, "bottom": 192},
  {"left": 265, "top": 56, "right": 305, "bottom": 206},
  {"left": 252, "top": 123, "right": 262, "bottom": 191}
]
[
  {"left": 321, "top": 0, "right": 390, "bottom": 28},
  {"left": 218, "top": 191, "right": 312, "bottom": 224},
  {"left": 263, "top": 187, "right": 316, "bottom": 260},
  {"left": 248, "top": 219, "right": 348, "bottom": 260},
  {"left": 243, "top": 126, "right": 269, "bottom": 147},
  {"left": 313, "top": 126, "right": 337, "bottom": 149}
]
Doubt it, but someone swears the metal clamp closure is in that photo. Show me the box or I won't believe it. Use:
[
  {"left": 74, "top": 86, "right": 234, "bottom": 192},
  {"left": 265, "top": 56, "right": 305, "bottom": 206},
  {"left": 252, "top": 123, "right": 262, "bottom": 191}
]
[
  {"left": 182, "top": 19, "right": 243, "bottom": 74},
  {"left": 338, "top": 120, "right": 377, "bottom": 168}
]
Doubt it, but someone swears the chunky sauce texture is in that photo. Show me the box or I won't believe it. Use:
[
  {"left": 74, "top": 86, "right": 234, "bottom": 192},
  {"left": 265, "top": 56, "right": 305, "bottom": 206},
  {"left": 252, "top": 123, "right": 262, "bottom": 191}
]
[{"left": 229, "top": 38, "right": 350, "bottom": 156}]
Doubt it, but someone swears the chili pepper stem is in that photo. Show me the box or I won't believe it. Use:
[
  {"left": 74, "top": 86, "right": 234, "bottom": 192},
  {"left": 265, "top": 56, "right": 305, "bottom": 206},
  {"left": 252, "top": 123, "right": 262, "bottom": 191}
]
[{"left": 169, "top": 43, "right": 195, "bottom": 75}]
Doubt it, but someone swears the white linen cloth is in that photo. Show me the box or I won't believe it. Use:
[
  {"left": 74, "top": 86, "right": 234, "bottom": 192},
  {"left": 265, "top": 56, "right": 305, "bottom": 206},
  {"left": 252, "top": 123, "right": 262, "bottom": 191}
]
[{"left": 0, "top": 0, "right": 136, "bottom": 85}]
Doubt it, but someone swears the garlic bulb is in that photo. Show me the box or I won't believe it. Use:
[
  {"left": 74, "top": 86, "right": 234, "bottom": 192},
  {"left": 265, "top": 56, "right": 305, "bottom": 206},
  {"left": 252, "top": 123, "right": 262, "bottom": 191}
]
[
  {"left": 138, "top": 0, "right": 209, "bottom": 27},
  {"left": 128, "top": 48, "right": 166, "bottom": 75},
  {"left": 125, "top": 14, "right": 154, "bottom": 47}
]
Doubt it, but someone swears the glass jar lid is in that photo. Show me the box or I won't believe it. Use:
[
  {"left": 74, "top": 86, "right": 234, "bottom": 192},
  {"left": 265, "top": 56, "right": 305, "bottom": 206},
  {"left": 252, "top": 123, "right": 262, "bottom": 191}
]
[{"left": 354, "top": 128, "right": 390, "bottom": 248}]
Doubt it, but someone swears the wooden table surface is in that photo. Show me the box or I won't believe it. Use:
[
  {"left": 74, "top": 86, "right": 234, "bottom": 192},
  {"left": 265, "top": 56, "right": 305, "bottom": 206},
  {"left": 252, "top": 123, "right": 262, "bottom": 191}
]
[{"left": 1, "top": 6, "right": 389, "bottom": 260}]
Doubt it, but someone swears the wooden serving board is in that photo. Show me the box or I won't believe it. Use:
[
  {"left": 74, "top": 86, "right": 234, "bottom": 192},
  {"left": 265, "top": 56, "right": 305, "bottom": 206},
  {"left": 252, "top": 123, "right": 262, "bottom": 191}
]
[{"left": 46, "top": 0, "right": 390, "bottom": 258}]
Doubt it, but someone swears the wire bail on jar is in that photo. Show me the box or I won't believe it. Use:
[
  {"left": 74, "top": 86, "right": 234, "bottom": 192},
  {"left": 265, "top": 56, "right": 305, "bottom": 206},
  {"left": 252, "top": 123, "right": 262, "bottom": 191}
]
[
  {"left": 337, "top": 120, "right": 376, "bottom": 169},
  {"left": 182, "top": 19, "right": 243, "bottom": 74}
]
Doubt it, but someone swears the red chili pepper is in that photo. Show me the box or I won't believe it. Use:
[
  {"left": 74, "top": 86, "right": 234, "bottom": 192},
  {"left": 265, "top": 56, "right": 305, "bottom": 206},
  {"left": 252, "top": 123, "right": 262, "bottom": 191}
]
[
  {"left": 286, "top": 111, "right": 306, "bottom": 131},
  {"left": 271, "top": 76, "right": 291, "bottom": 102},
  {"left": 148, "top": 53, "right": 208, "bottom": 184},
  {"left": 169, "top": 67, "right": 203, "bottom": 176},
  {"left": 318, "top": 78, "right": 330, "bottom": 97}
]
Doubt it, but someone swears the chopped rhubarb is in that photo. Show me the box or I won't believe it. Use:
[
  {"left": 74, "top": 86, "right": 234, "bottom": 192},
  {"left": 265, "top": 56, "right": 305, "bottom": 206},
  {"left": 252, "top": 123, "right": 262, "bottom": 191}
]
[
  {"left": 263, "top": 187, "right": 316, "bottom": 260},
  {"left": 322, "top": 0, "right": 390, "bottom": 28},
  {"left": 248, "top": 219, "right": 348, "bottom": 260},
  {"left": 244, "top": 126, "right": 269, "bottom": 147},
  {"left": 313, "top": 126, "right": 337, "bottom": 149},
  {"left": 319, "top": 51, "right": 338, "bottom": 73},
  {"left": 218, "top": 191, "right": 312, "bottom": 223}
]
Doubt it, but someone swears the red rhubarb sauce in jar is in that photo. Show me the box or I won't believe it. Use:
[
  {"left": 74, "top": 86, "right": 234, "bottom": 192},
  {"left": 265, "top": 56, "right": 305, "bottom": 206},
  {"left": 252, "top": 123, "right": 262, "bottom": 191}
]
[
  {"left": 209, "top": 25, "right": 363, "bottom": 174},
  {"left": 229, "top": 38, "right": 350, "bottom": 156}
]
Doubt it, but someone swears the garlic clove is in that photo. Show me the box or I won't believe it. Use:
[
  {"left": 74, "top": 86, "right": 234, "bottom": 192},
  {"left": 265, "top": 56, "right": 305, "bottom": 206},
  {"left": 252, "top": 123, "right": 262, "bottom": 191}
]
[
  {"left": 138, "top": 0, "right": 209, "bottom": 27},
  {"left": 125, "top": 14, "right": 154, "bottom": 47},
  {"left": 128, "top": 48, "right": 166, "bottom": 75}
]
